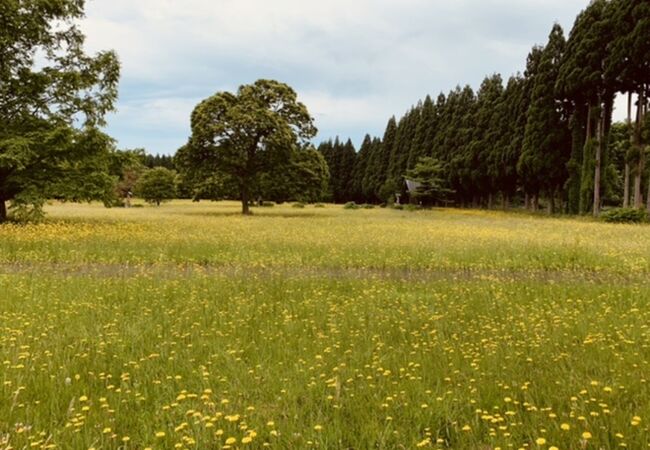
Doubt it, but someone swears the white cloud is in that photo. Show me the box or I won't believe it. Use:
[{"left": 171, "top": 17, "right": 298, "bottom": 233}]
[{"left": 81, "top": 0, "right": 593, "bottom": 153}]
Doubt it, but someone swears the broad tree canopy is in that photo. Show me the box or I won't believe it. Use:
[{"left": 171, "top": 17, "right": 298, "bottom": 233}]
[{"left": 180, "top": 79, "right": 317, "bottom": 214}]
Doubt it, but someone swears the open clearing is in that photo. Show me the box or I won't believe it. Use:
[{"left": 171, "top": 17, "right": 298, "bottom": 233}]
[{"left": 1, "top": 201, "right": 650, "bottom": 449}]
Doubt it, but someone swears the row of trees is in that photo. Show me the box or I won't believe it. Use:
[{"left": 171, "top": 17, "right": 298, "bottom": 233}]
[
  {"left": 319, "top": 0, "right": 650, "bottom": 215},
  {"left": 3, "top": 0, "right": 648, "bottom": 220}
]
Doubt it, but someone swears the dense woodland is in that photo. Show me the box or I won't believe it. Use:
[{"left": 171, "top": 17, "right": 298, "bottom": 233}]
[{"left": 317, "top": 0, "right": 650, "bottom": 215}]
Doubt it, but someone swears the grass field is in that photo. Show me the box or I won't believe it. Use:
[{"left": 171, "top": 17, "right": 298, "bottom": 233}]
[{"left": 1, "top": 201, "right": 650, "bottom": 449}]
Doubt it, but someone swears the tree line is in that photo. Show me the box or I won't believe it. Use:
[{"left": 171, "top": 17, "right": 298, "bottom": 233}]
[
  {"left": 317, "top": 0, "right": 650, "bottom": 216},
  {"left": 2, "top": 0, "right": 649, "bottom": 221}
]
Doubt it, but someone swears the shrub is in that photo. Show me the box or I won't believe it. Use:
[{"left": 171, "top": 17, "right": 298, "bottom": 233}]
[
  {"left": 602, "top": 208, "right": 648, "bottom": 224},
  {"left": 361, "top": 204, "right": 375, "bottom": 209},
  {"left": 404, "top": 204, "right": 421, "bottom": 212},
  {"left": 292, "top": 202, "right": 306, "bottom": 208},
  {"left": 344, "top": 202, "right": 360, "bottom": 210},
  {"left": 392, "top": 204, "right": 404, "bottom": 210},
  {"left": 313, "top": 203, "right": 325, "bottom": 208},
  {"left": 259, "top": 201, "right": 275, "bottom": 207}
]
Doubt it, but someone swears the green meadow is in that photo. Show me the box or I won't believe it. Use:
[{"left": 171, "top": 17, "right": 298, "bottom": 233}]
[{"left": 1, "top": 202, "right": 649, "bottom": 449}]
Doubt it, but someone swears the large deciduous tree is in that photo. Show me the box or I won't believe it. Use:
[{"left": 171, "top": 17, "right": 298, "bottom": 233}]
[
  {"left": 181, "top": 80, "right": 316, "bottom": 215},
  {"left": 0, "top": 0, "right": 120, "bottom": 221}
]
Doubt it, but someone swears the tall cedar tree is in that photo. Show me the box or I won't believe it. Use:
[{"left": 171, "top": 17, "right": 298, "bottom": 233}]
[
  {"left": 352, "top": 135, "right": 373, "bottom": 203},
  {"left": 407, "top": 95, "right": 437, "bottom": 169},
  {"left": 605, "top": 0, "right": 650, "bottom": 208},
  {"left": 366, "top": 118, "right": 396, "bottom": 201},
  {"left": 318, "top": 138, "right": 357, "bottom": 203},
  {"left": 519, "top": 24, "right": 569, "bottom": 213},
  {"left": 557, "top": 0, "right": 615, "bottom": 215},
  {"left": 468, "top": 74, "right": 504, "bottom": 208}
]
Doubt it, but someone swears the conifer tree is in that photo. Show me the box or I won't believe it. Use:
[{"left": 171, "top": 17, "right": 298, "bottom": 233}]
[
  {"left": 520, "top": 24, "right": 569, "bottom": 213},
  {"left": 605, "top": 0, "right": 650, "bottom": 209},
  {"left": 468, "top": 74, "right": 504, "bottom": 207},
  {"left": 557, "top": 1, "right": 615, "bottom": 215},
  {"left": 407, "top": 95, "right": 437, "bottom": 169}
]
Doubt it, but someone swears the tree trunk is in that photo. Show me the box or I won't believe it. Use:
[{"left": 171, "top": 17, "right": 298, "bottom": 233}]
[
  {"left": 241, "top": 185, "right": 251, "bottom": 215},
  {"left": 524, "top": 193, "right": 530, "bottom": 210},
  {"left": 532, "top": 193, "right": 539, "bottom": 212},
  {"left": 548, "top": 188, "right": 556, "bottom": 215},
  {"left": 623, "top": 163, "right": 630, "bottom": 208},
  {"left": 624, "top": 92, "right": 632, "bottom": 209},
  {"left": 634, "top": 90, "right": 645, "bottom": 208},
  {"left": 593, "top": 106, "right": 603, "bottom": 217},
  {"left": 487, "top": 193, "right": 493, "bottom": 210},
  {"left": 0, "top": 199, "right": 6, "bottom": 223},
  {"left": 585, "top": 105, "right": 592, "bottom": 146},
  {"left": 628, "top": 92, "right": 632, "bottom": 126},
  {"left": 502, "top": 193, "right": 509, "bottom": 210}
]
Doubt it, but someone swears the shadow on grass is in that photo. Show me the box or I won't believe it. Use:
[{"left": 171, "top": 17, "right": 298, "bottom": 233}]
[{"left": 181, "top": 211, "right": 327, "bottom": 219}]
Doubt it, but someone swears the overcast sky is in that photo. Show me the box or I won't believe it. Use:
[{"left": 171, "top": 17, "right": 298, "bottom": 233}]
[{"left": 82, "top": 0, "right": 624, "bottom": 155}]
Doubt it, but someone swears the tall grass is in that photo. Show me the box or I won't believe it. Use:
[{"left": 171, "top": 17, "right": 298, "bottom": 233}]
[{"left": 0, "top": 201, "right": 648, "bottom": 449}]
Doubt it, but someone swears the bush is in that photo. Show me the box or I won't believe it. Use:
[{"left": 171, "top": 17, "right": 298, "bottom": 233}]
[
  {"left": 362, "top": 204, "right": 375, "bottom": 209},
  {"left": 602, "top": 208, "right": 648, "bottom": 223},
  {"left": 313, "top": 203, "right": 325, "bottom": 208},
  {"left": 404, "top": 204, "right": 422, "bottom": 212},
  {"left": 258, "top": 201, "right": 275, "bottom": 207},
  {"left": 392, "top": 204, "right": 404, "bottom": 210},
  {"left": 344, "top": 202, "right": 360, "bottom": 210},
  {"left": 292, "top": 202, "right": 306, "bottom": 208}
]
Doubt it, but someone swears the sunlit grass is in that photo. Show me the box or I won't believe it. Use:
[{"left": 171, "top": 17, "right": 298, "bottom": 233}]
[{"left": 0, "top": 201, "right": 649, "bottom": 449}]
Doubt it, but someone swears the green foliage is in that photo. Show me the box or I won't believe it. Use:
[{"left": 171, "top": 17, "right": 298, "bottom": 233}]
[
  {"left": 378, "top": 179, "right": 400, "bottom": 204},
  {"left": 343, "top": 202, "right": 360, "bottom": 210},
  {"left": 0, "top": 0, "right": 120, "bottom": 221},
  {"left": 315, "top": 0, "right": 649, "bottom": 215},
  {"left": 109, "top": 149, "right": 147, "bottom": 203},
  {"left": 317, "top": 138, "right": 356, "bottom": 203},
  {"left": 404, "top": 204, "right": 421, "bottom": 212},
  {"left": 404, "top": 157, "right": 453, "bottom": 205},
  {"left": 143, "top": 153, "right": 175, "bottom": 170},
  {"left": 258, "top": 147, "right": 329, "bottom": 204},
  {"left": 179, "top": 79, "right": 316, "bottom": 215},
  {"left": 135, "top": 168, "right": 177, "bottom": 206},
  {"left": 519, "top": 24, "right": 569, "bottom": 201},
  {"left": 601, "top": 207, "right": 648, "bottom": 223},
  {"left": 292, "top": 202, "right": 306, "bottom": 209}
]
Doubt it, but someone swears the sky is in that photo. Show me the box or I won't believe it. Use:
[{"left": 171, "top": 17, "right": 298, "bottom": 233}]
[{"left": 81, "top": 0, "right": 626, "bottom": 155}]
